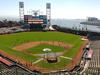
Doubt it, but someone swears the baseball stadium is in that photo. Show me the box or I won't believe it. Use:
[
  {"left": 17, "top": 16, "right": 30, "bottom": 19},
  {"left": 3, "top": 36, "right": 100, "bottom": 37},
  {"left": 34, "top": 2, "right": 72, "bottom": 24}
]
[
  {"left": 0, "top": 31, "right": 88, "bottom": 73},
  {"left": 0, "top": 1, "right": 96, "bottom": 75}
]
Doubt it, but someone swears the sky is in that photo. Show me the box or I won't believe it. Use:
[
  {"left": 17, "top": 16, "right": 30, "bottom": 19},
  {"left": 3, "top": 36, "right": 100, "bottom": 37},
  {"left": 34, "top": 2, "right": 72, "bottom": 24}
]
[{"left": 0, "top": 0, "right": 100, "bottom": 19}]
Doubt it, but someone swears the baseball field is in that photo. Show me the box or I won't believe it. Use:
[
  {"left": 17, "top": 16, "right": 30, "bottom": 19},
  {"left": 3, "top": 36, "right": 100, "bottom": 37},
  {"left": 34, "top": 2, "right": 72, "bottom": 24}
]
[{"left": 0, "top": 32, "right": 85, "bottom": 72}]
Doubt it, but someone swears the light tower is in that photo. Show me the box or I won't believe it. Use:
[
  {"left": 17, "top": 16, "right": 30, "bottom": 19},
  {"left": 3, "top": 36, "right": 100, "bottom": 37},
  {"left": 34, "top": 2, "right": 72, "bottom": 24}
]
[
  {"left": 19, "top": 2, "right": 24, "bottom": 21},
  {"left": 46, "top": 3, "right": 51, "bottom": 26}
]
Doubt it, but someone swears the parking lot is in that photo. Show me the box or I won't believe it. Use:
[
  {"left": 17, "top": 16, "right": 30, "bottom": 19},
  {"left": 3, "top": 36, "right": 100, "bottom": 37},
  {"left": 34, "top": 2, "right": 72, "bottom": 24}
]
[{"left": 0, "top": 27, "right": 27, "bottom": 34}]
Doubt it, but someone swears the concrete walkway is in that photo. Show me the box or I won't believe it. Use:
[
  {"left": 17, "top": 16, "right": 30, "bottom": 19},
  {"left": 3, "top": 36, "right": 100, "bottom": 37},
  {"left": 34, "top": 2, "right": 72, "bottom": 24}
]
[{"left": 80, "top": 60, "right": 90, "bottom": 74}]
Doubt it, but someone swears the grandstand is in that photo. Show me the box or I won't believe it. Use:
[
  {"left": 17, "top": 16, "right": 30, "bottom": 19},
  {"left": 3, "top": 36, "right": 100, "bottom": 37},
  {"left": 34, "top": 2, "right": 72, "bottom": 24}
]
[{"left": 82, "top": 36, "right": 100, "bottom": 75}]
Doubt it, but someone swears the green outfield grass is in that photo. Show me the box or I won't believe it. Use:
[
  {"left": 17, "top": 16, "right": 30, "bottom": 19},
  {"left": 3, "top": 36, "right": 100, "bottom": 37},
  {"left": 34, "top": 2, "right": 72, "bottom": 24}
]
[{"left": 0, "top": 32, "right": 84, "bottom": 69}]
